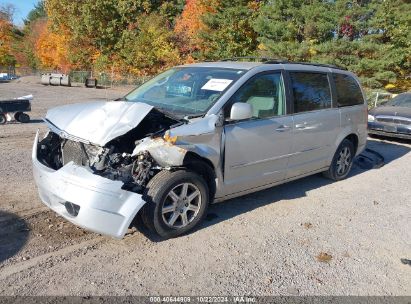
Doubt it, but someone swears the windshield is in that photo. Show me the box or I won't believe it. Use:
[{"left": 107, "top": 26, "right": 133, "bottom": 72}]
[
  {"left": 384, "top": 93, "right": 411, "bottom": 107},
  {"left": 124, "top": 67, "right": 246, "bottom": 117}
]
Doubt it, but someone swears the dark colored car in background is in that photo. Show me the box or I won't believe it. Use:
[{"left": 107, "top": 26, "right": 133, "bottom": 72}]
[{"left": 368, "top": 92, "right": 411, "bottom": 139}]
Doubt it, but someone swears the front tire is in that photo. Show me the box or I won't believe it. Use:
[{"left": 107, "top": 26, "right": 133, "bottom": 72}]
[
  {"left": 14, "top": 112, "right": 22, "bottom": 121},
  {"left": 323, "top": 139, "right": 355, "bottom": 181},
  {"left": 141, "top": 170, "right": 209, "bottom": 239}
]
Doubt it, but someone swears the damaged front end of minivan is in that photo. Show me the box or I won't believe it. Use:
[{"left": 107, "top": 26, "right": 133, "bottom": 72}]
[{"left": 32, "top": 101, "right": 220, "bottom": 238}]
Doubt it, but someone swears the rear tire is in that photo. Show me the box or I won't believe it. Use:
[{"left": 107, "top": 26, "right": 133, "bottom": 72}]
[
  {"left": 0, "top": 114, "right": 6, "bottom": 125},
  {"left": 141, "top": 170, "right": 209, "bottom": 239},
  {"left": 323, "top": 139, "right": 355, "bottom": 181},
  {"left": 18, "top": 113, "right": 30, "bottom": 123}
]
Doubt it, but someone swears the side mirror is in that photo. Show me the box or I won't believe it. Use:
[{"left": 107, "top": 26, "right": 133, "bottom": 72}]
[{"left": 230, "top": 102, "right": 253, "bottom": 121}]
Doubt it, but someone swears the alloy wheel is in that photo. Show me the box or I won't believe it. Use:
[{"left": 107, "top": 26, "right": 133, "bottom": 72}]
[
  {"left": 161, "top": 182, "right": 202, "bottom": 228},
  {"left": 336, "top": 147, "right": 352, "bottom": 175}
]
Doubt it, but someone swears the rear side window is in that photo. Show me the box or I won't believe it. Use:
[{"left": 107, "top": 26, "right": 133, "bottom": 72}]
[
  {"left": 333, "top": 74, "right": 364, "bottom": 107},
  {"left": 290, "top": 72, "right": 332, "bottom": 113}
]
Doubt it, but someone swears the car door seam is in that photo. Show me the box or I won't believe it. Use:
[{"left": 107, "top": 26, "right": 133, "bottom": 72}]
[{"left": 231, "top": 151, "right": 302, "bottom": 169}]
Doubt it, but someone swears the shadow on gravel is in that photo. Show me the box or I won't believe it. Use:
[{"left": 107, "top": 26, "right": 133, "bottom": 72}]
[
  {"left": 369, "top": 134, "right": 411, "bottom": 146},
  {"left": 0, "top": 210, "right": 29, "bottom": 263},
  {"left": 199, "top": 139, "right": 411, "bottom": 235},
  {"left": 28, "top": 119, "right": 44, "bottom": 124},
  {"left": 136, "top": 138, "right": 410, "bottom": 241},
  {"left": 363, "top": 138, "right": 410, "bottom": 164},
  {"left": 2, "top": 119, "right": 44, "bottom": 125}
]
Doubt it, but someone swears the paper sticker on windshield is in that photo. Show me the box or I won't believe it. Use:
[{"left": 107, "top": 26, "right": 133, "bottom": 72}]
[{"left": 201, "top": 79, "right": 233, "bottom": 91}]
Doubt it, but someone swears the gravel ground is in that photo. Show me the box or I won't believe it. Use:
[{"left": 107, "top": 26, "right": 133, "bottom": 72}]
[{"left": 0, "top": 78, "right": 410, "bottom": 296}]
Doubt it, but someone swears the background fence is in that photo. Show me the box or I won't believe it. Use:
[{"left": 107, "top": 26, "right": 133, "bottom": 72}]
[
  {"left": 69, "top": 71, "right": 150, "bottom": 88},
  {"left": 3, "top": 66, "right": 151, "bottom": 89}
]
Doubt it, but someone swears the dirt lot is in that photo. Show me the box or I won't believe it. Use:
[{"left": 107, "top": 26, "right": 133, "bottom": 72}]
[{"left": 0, "top": 78, "right": 410, "bottom": 296}]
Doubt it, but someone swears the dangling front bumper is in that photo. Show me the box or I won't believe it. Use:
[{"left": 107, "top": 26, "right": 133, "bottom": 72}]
[{"left": 32, "top": 131, "right": 147, "bottom": 239}]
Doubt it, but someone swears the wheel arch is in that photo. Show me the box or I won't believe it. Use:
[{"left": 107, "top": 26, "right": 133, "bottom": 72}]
[
  {"left": 345, "top": 133, "right": 359, "bottom": 154},
  {"left": 182, "top": 151, "right": 217, "bottom": 202},
  {"left": 129, "top": 151, "right": 217, "bottom": 229},
  {"left": 329, "top": 130, "right": 360, "bottom": 166}
]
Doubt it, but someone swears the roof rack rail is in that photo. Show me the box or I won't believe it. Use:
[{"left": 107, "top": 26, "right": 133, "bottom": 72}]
[
  {"left": 219, "top": 57, "right": 346, "bottom": 70},
  {"left": 263, "top": 60, "right": 346, "bottom": 70},
  {"left": 221, "top": 57, "right": 286, "bottom": 63},
  {"left": 285, "top": 61, "right": 347, "bottom": 70}
]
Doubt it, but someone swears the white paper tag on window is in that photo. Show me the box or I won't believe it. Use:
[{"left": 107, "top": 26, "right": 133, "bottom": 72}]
[{"left": 201, "top": 79, "right": 233, "bottom": 91}]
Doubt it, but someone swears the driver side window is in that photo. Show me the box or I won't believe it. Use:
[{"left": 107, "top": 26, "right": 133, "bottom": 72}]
[{"left": 227, "top": 72, "right": 286, "bottom": 119}]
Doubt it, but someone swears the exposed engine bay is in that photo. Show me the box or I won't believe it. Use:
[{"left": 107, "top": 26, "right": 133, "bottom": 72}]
[{"left": 37, "top": 109, "right": 180, "bottom": 193}]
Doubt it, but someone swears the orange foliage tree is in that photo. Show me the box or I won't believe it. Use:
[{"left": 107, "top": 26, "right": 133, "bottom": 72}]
[
  {"left": 35, "top": 20, "right": 71, "bottom": 72},
  {"left": 174, "top": 0, "right": 216, "bottom": 59},
  {"left": 0, "top": 17, "right": 16, "bottom": 66}
]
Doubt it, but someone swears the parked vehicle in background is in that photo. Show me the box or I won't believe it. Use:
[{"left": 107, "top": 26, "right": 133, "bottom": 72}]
[
  {"left": 0, "top": 95, "right": 32, "bottom": 124},
  {"left": 371, "top": 92, "right": 395, "bottom": 108},
  {"left": 0, "top": 73, "right": 17, "bottom": 81},
  {"left": 368, "top": 92, "right": 411, "bottom": 139},
  {"left": 32, "top": 59, "right": 367, "bottom": 239}
]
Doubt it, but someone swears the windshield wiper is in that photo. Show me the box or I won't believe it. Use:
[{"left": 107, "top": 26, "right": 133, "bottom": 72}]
[
  {"left": 154, "top": 106, "right": 184, "bottom": 121},
  {"left": 184, "top": 113, "right": 205, "bottom": 119}
]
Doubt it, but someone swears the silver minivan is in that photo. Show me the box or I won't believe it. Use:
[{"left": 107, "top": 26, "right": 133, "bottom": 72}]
[{"left": 33, "top": 60, "right": 367, "bottom": 239}]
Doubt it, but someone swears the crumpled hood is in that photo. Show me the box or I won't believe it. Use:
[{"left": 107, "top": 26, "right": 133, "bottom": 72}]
[{"left": 45, "top": 101, "right": 153, "bottom": 146}]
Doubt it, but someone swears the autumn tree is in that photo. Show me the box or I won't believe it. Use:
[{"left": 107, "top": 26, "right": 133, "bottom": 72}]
[
  {"left": 174, "top": 0, "right": 214, "bottom": 58},
  {"left": 21, "top": 1, "right": 47, "bottom": 69},
  {"left": 158, "top": 0, "right": 185, "bottom": 26},
  {"left": 44, "top": 0, "right": 183, "bottom": 73},
  {"left": 35, "top": 20, "right": 71, "bottom": 72},
  {"left": 117, "top": 14, "right": 181, "bottom": 75},
  {"left": 13, "top": 0, "right": 409, "bottom": 90},
  {"left": 0, "top": 5, "right": 16, "bottom": 66}
]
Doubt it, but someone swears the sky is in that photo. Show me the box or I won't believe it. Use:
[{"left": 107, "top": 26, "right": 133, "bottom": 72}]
[{"left": 0, "top": 0, "right": 38, "bottom": 26}]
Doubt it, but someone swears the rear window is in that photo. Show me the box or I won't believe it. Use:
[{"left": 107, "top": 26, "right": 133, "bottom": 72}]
[
  {"left": 290, "top": 72, "right": 332, "bottom": 113},
  {"left": 333, "top": 74, "right": 364, "bottom": 107}
]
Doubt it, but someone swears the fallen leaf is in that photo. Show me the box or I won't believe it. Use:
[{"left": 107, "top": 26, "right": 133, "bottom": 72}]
[
  {"left": 303, "top": 222, "right": 313, "bottom": 229},
  {"left": 317, "top": 252, "right": 332, "bottom": 263}
]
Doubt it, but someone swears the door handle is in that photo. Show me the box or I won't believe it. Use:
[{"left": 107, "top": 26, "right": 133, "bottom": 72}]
[
  {"left": 275, "top": 125, "right": 291, "bottom": 132},
  {"left": 295, "top": 122, "right": 308, "bottom": 129}
]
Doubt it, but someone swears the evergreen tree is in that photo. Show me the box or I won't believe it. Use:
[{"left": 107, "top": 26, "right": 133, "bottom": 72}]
[
  {"left": 367, "top": 0, "right": 411, "bottom": 88},
  {"left": 24, "top": 1, "right": 46, "bottom": 26},
  {"left": 253, "top": 0, "right": 411, "bottom": 89},
  {"left": 254, "top": 0, "right": 336, "bottom": 61},
  {"left": 198, "top": 0, "right": 259, "bottom": 60}
]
